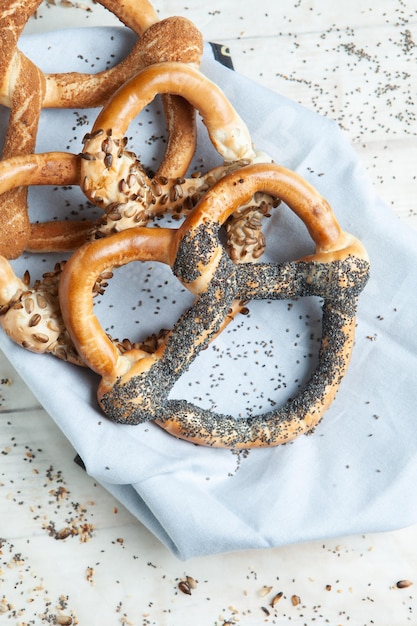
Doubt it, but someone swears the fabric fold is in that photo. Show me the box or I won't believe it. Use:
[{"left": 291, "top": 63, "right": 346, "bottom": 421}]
[{"left": 0, "top": 27, "right": 416, "bottom": 559}]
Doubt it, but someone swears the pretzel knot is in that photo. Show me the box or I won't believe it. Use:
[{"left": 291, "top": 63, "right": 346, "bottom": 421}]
[
  {"left": 0, "top": 0, "right": 203, "bottom": 258},
  {"left": 59, "top": 163, "right": 370, "bottom": 449}
]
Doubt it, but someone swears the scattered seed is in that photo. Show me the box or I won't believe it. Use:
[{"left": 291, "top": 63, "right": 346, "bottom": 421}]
[
  {"left": 396, "top": 579, "right": 413, "bottom": 588},
  {"left": 186, "top": 575, "right": 198, "bottom": 589},
  {"left": 259, "top": 585, "right": 272, "bottom": 597},
  {"left": 178, "top": 580, "right": 192, "bottom": 595},
  {"left": 55, "top": 528, "right": 72, "bottom": 540},
  {"left": 270, "top": 591, "right": 283, "bottom": 607},
  {"left": 55, "top": 616, "right": 73, "bottom": 625}
]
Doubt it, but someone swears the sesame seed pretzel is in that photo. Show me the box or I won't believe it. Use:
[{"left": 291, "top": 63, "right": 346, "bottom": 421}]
[
  {"left": 0, "top": 0, "right": 203, "bottom": 258},
  {"left": 58, "top": 163, "right": 370, "bottom": 448}
]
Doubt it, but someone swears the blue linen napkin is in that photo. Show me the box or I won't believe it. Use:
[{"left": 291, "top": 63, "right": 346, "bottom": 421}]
[{"left": 1, "top": 27, "right": 416, "bottom": 559}]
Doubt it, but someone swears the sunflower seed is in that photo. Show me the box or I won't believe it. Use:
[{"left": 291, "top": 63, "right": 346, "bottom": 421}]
[
  {"left": 28, "top": 313, "right": 42, "bottom": 327},
  {"left": 32, "top": 333, "right": 49, "bottom": 344},
  {"left": 396, "top": 580, "right": 413, "bottom": 588},
  {"left": 178, "top": 580, "right": 191, "bottom": 595},
  {"left": 270, "top": 591, "right": 283, "bottom": 607},
  {"left": 24, "top": 297, "right": 35, "bottom": 314}
]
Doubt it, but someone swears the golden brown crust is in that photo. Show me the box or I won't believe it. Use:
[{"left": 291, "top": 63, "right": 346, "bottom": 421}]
[
  {"left": 0, "top": 152, "right": 82, "bottom": 255},
  {"left": 0, "top": 0, "right": 159, "bottom": 108},
  {"left": 88, "top": 62, "right": 256, "bottom": 162},
  {"left": 0, "top": 33, "right": 46, "bottom": 258},
  {"left": 58, "top": 163, "right": 370, "bottom": 448},
  {"left": 41, "top": 16, "right": 202, "bottom": 111},
  {"left": 27, "top": 221, "right": 94, "bottom": 254},
  {"left": 0, "top": 1, "right": 203, "bottom": 257},
  {"left": 0, "top": 152, "right": 80, "bottom": 191},
  {"left": 59, "top": 227, "right": 177, "bottom": 381}
]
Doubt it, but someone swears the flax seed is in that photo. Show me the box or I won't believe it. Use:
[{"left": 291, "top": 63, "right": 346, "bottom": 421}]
[{"left": 79, "top": 152, "right": 96, "bottom": 161}]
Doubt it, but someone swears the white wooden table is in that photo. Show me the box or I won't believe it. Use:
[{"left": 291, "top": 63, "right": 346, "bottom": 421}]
[{"left": 1, "top": 1, "right": 416, "bottom": 624}]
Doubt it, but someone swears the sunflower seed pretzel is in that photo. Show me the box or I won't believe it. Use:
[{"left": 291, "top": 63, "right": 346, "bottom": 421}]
[
  {"left": 0, "top": 0, "right": 203, "bottom": 258},
  {"left": 80, "top": 61, "right": 276, "bottom": 261}
]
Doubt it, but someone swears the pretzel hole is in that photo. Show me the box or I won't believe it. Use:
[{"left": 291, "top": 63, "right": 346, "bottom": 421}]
[
  {"left": 92, "top": 260, "right": 195, "bottom": 352},
  {"left": 27, "top": 184, "right": 100, "bottom": 225},
  {"left": 168, "top": 295, "right": 323, "bottom": 418},
  {"left": 21, "top": 22, "right": 137, "bottom": 75}
]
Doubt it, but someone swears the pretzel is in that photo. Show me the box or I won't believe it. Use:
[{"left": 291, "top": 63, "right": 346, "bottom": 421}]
[
  {"left": 0, "top": 59, "right": 275, "bottom": 257},
  {"left": 0, "top": 241, "right": 244, "bottom": 366},
  {"left": 81, "top": 61, "right": 275, "bottom": 258},
  {"left": 0, "top": 1, "right": 46, "bottom": 258},
  {"left": 59, "top": 163, "right": 370, "bottom": 448},
  {"left": 0, "top": 256, "right": 85, "bottom": 365},
  {"left": 0, "top": 152, "right": 93, "bottom": 252},
  {"left": 0, "top": 0, "right": 203, "bottom": 258}
]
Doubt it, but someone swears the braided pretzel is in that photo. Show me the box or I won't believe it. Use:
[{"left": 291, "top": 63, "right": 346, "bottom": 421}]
[
  {"left": 0, "top": 0, "right": 203, "bottom": 258},
  {"left": 58, "top": 163, "right": 370, "bottom": 448}
]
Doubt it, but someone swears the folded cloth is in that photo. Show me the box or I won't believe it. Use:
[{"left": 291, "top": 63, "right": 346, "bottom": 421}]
[{"left": 1, "top": 27, "right": 416, "bottom": 560}]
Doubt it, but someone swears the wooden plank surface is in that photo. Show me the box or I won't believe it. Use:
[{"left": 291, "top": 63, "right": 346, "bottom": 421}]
[{"left": 0, "top": 1, "right": 415, "bottom": 624}]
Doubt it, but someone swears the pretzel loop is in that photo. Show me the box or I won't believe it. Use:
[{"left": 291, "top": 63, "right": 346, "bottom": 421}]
[
  {"left": 59, "top": 163, "right": 369, "bottom": 448},
  {"left": 0, "top": 1, "right": 203, "bottom": 258},
  {"left": 80, "top": 62, "right": 261, "bottom": 211}
]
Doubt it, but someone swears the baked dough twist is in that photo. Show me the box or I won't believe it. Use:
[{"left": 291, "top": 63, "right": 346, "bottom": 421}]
[
  {"left": 59, "top": 163, "right": 370, "bottom": 448},
  {"left": 0, "top": 0, "right": 203, "bottom": 257},
  {"left": 0, "top": 59, "right": 275, "bottom": 256},
  {"left": 81, "top": 61, "right": 275, "bottom": 258},
  {"left": 0, "top": 256, "right": 83, "bottom": 365}
]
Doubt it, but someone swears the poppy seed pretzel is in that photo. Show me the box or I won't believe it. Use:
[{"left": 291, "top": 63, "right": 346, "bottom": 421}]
[
  {"left": 0, "top": 240, "right": 245, "bottom": 366},
  {"left": 0, "top": 155, "right": 257, "bottom": 364},
  {"left": 0, "top": 0, "right": 203, "bottom": 258},
  {"left": 59, "top": 163, "right": 370, "bottom": 448}
]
